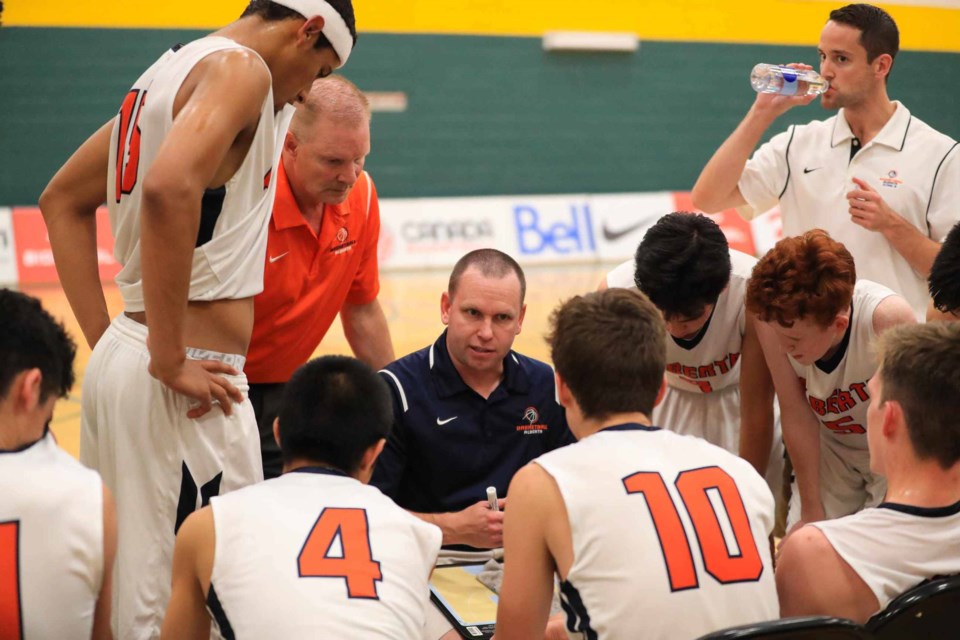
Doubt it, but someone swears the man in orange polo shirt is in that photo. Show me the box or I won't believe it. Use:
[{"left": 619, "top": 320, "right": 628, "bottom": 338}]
[{"left": 246, "top": 75, "right": 395, "bottom": 478}]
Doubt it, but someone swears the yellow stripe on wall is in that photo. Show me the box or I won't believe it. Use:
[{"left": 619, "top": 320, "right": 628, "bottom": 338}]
[{"left": 7, "top": 0, "right": 960, "bottom": 52}]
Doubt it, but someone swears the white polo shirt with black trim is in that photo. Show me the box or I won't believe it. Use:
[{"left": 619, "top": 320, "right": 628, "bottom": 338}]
[{"left": 738, "top": 101, "right": 959, "bottom": 318}]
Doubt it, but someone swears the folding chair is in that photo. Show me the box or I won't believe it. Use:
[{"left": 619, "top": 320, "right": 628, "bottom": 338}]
[
  {"left": 866, "top": 574, "right": 960, "bottom": 639},
  {"left": 697, "top": 616, "right": 874, "bottom": 639}
]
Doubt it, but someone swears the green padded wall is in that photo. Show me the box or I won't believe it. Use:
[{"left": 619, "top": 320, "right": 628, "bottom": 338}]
[{"left": 1, "top": 27, "right": 958, "bottom": 204}]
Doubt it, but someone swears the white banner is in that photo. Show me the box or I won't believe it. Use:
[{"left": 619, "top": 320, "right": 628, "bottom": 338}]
[
  {"left": 378, "top": 191, "right": 703, "bottom": 270},
  {"left": 588, "top": 192, "right": 677, "bottom": 261},
  {"left": 377, "top": 198, "right": 514, "bottom": 270},
  {"left": 0, "top": 208, "right": 18, "bottom": 285}
]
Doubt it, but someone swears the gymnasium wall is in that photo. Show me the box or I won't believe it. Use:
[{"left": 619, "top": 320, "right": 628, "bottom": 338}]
[
  {"left": 2, "top": 0, "right": 958, "bottom": 205},
  {"left": 0, "top": 1, "right": 956, "bottom": 282}
]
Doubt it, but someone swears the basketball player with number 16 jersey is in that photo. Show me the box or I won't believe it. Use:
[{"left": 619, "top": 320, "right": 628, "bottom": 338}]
[{"left": 39, "top": 2, "right": 358, "bottom": 637}]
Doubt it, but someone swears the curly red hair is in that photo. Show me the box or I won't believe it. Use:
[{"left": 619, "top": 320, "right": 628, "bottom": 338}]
[{"left": 746, "top": 230, "right": 856, "bottom": 328}]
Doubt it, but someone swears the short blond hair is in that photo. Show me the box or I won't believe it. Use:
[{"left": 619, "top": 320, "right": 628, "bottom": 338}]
[{"left": 288, "top": 75, "right": 370, "bottom": 141}]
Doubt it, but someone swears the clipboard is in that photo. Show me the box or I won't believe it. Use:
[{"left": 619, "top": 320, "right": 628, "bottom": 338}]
[{"left": 428, "top": 562, "right": 497, "bottom": 639}]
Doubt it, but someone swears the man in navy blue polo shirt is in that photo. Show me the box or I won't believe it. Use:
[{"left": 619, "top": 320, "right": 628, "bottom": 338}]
[{"left": 371, "top": 248, "right": 573, "bottom": 551}]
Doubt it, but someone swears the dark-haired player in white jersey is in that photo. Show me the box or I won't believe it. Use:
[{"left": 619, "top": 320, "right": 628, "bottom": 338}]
[
  {"left": 747, "top": 230, "right": 915, "bottom": 530},
  {"left": 39, "top": 1, "right": 357, "bottom": 636},
  {"left": 162, "top": 356, "right": 440, "bottom": 639},
  {"left": 778, "top": 322, "right": 960, "bottom": 622},
  {"left": 497, "top": 289, "right": 777, "bottom": 640},
  {"left": 0, "top": 289, "right": 117, "bottom": 640},
  {"left": 603, "top": 212, "right": 782, "bottom": 506},
  {"left": 928, "top": 221, "right": 960, "bottom": 322}
]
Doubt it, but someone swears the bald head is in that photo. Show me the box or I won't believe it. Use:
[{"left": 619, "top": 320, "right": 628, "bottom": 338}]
[{"left": 288, "top": 75, "right": 370, "bottom": 142}]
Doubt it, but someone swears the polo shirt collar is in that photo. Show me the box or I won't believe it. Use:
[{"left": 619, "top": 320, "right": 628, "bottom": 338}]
[
  {"left": 271, "top": 160, "right": 351, "bottom": 232},
  {"left": 429, "top": 330, "right": 530, "bottom": 399},
  {"left": 832, "top": 100, "right": 911, "bottom": 151}
]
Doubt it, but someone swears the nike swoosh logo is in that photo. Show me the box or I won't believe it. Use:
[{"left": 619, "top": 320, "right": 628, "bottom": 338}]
[
  {"left": 436, "top": 416, "right": 458, "bottom": 426},
  {"left": 803, "top": 167, "right": 821, "bottom": 174},
  {"left": 602, "top": 220, "right": 648, "bottom": 242},
  {"left": 269, "top": 252, "right": 289, "bottom": 263}
]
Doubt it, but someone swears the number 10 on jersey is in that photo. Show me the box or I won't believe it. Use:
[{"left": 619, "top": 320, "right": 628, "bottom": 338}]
[{"left": 623, "top": 466, "right": 764, "bottom": 591}]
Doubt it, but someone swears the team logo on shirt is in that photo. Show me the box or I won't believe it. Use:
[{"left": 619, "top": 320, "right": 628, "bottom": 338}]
[
  {"left": 880, "top": 170, "right": 902, "bottom": 189},
  {"left": 516, "top": 406, "right": 548, "bottom": 434},
  {"left": 329, "top": 227, "right": 357, "bottom": 256}
]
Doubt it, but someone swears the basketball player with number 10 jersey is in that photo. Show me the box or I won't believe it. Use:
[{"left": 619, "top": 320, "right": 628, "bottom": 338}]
[{"left": 496, "top": 289, "right": 777, "bottom": 640}]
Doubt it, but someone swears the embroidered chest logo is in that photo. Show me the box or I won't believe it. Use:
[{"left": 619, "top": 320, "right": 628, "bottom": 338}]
[
  {"left": 880, "top": 170, "right": 902, "bottom": 189},
  {"left": 516, "top": 406, "right": 548, "bottom": 434},
  {"left": 330, "top": 226, "right": 356, "bottom": 255},
  {"left": 805, "top": 380, "right": 869, "bottom": 435}
]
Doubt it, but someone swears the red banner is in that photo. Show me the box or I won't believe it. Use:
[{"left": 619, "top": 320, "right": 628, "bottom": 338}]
[{"left": 12, "top": 207, "right": 119, "bottom": 284}]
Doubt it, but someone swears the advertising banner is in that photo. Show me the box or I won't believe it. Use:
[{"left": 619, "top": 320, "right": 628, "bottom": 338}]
[
  {"left": 0, "top": 208, "right": 17, "bottom": 285},
  {"left": 12, "top": 207, "right": 120, "bottom": 284},
  {"left": 378, "top": 197, "right": 514, "bottom": 270}
]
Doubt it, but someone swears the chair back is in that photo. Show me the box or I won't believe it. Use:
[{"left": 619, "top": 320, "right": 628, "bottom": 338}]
[
  {"left": 697, "top": 616, "right": 874, "bottom": 639},
  {"left": 866, "top": 574, "right": 960, "bottom": 639}
]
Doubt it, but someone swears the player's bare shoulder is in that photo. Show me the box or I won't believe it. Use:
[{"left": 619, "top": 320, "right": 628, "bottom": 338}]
[{"left": 174, "top": 46, "right": 272, "bottom": 127}]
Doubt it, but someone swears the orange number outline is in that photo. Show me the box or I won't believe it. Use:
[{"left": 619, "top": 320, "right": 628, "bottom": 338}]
[
  {"left": 623, "top": 466, "right": 764, "bottom": 592},
  {"left": 297, "top": 508, "right": 383, "bottom": 600},
  {"left": 0, "top": 520, "right": 23, "bottom": 640},
  {"left": 822, "top": 415, "right": 866, "bottom": 435},
  {"left": 115, "top": 89, "right": 147, "bottom": 203}
]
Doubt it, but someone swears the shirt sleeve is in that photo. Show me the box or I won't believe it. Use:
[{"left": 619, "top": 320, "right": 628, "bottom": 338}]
[
  {"left": 738, "top": 127, "right": 795, "bottom": 220},
  {"left": 606, "top": 258, "right": 636, "bottom": 289},
  {"left": 927, "top": 144, "right": 960, "bottom": 242},
  {"left": 346, "top": 173, "right": 382, "bottom": 306},
  {"left": 369, "top": 369, "right": 408, "bottom": 500}
]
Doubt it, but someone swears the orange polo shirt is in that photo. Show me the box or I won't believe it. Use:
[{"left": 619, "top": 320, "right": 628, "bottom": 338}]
[{"left": 245, "top": 159, "right": 381, "bottom": 383}]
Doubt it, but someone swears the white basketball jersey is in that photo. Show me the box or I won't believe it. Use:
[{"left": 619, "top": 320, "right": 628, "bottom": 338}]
[
  {"left": 536, "top": 425, "right": 778, "bottom": 640},
  {"left": 0, "top": 433, "right": 103, "bottom": 639},
  {"left": 811, "top": 500, "right": 960, "bottom": 610},
  {"left": 208, "top": 468, "right": 441, "bottom": 638},
  {"left": 607, "top": 249, "right": 755, "bottom": 395},
  {"left": 788, "top": 280, "right": 895, "bottom": 451},
  {"left": 107, "top": 36, "right": 290, "bottom": 312}
]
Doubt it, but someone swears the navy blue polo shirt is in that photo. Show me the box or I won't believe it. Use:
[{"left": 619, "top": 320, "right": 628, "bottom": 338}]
[{"left": 371, "top": 330, "right": 573, "bottom": 515}]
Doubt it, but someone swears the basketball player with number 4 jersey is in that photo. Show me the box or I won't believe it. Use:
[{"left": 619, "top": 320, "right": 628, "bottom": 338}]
[
  {"left": 0, "top": 290, "right": 117, "bottom": 640},
  {"left": 496, "top": 289, "right": 777, "bottom": 640},
  {"left": 162, "top": 356, "right": 441, "bottom": 639},
  {"left": 747, "top": 231, "right": 915, "bottom": 527},
  {"left": 603, "top": 213, "right": 782, "bottom": 501}
]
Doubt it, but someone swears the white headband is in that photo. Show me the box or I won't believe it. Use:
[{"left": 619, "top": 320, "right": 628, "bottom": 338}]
[{"left": 272, "top": 0, "right": 354, "bottom": 67}]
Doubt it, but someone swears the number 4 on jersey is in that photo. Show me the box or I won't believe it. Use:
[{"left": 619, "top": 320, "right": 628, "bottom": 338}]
[{"left": 298, "top": 508, "right": 382, "bottom": 599}]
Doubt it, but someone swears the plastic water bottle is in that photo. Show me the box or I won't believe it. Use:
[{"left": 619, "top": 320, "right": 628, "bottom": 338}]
[{"left": 750, "top": 64, "right": 829, "bottom": 96}]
